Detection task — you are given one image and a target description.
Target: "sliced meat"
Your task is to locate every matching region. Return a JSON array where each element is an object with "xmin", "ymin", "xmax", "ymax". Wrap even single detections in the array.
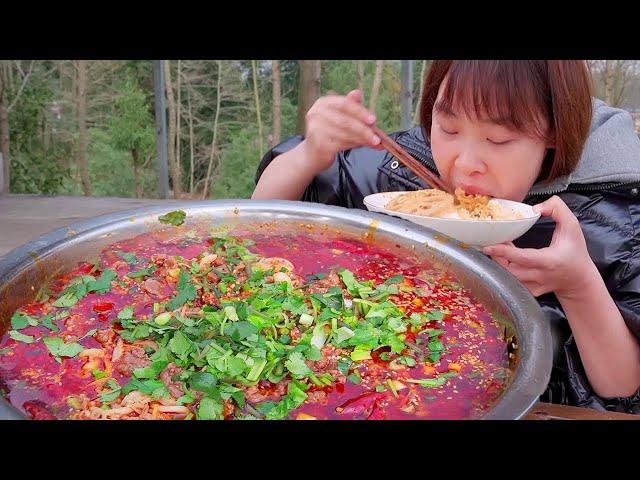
[
  {"xmin": 151, "ymin": 254, "xmax": 177, "ymax": 268},
  {"xmin": 114, "ymin": 346, "xmax": 151, "ymax": 376},
  {"xmin": 306, "ymin": 389, "xmax": 328, "ymax": 405},
  {"xmin": 223, "ymin": 399, "xmax": 235, "ymax": 419},
  {"xmin": 141, "ymin": 278, "xmax": 164, "ymax": 297},
  {"xmin": 160, "ymin": 363, "xmax": 184, "ymax": 398},
  {"xmin": 245, "ymin": 380, "xmax": 288, "ymax": 403},
  {"xmin": 94, "ymin": 328, "xmax": 116, "ymax": 347},
  {"xmin": 201, "ymin": 292, "xmax": 220, "ymax": 308},
  {"xmin": 307, "ymin": 271, "xmax": 341, "ymax": 294},
  {"xmin": 309, "ymin": 345, "xmax": 342, "ymax": 374}
]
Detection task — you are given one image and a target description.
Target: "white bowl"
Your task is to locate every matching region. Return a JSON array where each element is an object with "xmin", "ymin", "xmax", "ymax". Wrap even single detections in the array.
[{"xmin": 363, "ymin": 191, "xmax": 540, "ymax": 247}]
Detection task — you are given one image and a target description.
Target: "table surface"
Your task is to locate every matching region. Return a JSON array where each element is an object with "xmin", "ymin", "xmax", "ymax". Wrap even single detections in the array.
[{"xmin": 1, "ymin": 194, "xmax": 638, "ymax": 420}]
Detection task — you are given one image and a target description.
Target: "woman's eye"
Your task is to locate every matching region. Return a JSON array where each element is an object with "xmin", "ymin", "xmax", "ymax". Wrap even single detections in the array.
[
  {"xmin": 487, "ymin": 138, "xmax": 512, "ymax": 145},
  {"xmin": 440, "ymin": 125, "xmax": 458, "ymax": 135}
]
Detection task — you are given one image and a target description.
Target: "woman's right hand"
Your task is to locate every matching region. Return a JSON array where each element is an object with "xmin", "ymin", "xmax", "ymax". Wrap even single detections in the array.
[{"xmin": 302, "ymin": 89, "xmax": 382, "ymax": 174}]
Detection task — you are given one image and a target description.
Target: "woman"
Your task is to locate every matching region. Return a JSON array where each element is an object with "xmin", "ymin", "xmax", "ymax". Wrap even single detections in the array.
[{"xmin": 253, "ymin": 60, "xmax": 640, "ymax": 412}]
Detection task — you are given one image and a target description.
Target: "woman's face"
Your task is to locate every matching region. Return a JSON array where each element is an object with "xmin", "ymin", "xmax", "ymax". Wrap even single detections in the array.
[{"xmin": 430, "ymin": 82, "xmax": 553, "ymax": 202}]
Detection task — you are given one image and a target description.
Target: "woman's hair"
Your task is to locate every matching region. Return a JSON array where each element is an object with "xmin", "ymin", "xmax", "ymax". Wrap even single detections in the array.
[{"xmin": 420, "ymin": 60, "xmax": 593, "ymax": 180}]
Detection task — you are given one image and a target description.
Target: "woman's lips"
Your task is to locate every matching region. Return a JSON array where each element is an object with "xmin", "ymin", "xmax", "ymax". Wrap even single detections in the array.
[{"xmin": 456, "ymin": 183, "xmax": 492, "ymax": 197}]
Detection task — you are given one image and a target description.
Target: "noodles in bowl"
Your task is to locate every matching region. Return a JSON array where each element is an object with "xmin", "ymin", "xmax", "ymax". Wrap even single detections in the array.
[
  {"xmin": 386, "ymin": 188, "xmax": 525, "ymax": 221},
  {"xmin": 364, "ymin": 189, "xmax": 540, "ymax": 247}
]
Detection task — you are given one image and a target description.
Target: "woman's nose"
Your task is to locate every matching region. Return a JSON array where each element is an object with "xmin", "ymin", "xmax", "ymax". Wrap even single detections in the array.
[{"xmin": 455, "ymin": 148, "xmax": 487, "ymax": 176}]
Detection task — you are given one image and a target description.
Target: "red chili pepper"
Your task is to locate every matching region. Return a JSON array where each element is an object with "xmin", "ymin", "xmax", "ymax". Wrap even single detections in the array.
[
  {"xmin": 76, "ymin": 262, "xmax": 96, "ymax": 275},
  {"xmin": 93, "ymin": 302, "xmax": 114, "ymax": 313},
  {"xmin": 370, "ymin": 346, "xmax": 391, "ymax": 365},
  {"xmin": 23, "ymin": 303, "xmax": 44, "ymax": 316},
  {"xmin": 367, "ymin": 403, "xmax": 386, "ymax": 420},
  {"xmin": 336, "ymin": 391, "xmax": 385, "ymax": 419},
  {"xmin": 23, "ymin": 400, "xmax": 56, "ymax": 420}
]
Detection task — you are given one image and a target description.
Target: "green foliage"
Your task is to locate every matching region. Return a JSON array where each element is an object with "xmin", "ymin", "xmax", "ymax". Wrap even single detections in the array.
[
  {"xmin": 9, "ymin": 66, "xmax": 71, "ymax": 194},
  {"xmin": 109, "ymin": 79, "xmax": 155, "ymax": 159},
  {"xmin": 84, "ymin": 129, "xmax": 155, "ymax": 198},
  {"xmin": 6, "ymin": 60, "xmax": 424, "ymax": 199},
  {"xmin": 211, "ymin": 125, "xmax": 266, "ymax": 199}
]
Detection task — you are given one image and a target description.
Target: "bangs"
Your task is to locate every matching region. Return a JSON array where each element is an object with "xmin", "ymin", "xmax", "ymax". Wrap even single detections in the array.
[{"xmin": 434, "ymin": 61, "xmax": 553, "ymax": 139}]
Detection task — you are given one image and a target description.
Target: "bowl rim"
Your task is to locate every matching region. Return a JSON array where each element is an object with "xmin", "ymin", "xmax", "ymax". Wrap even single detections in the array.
[{"xmin": 363, "ymin": 191, "xmax": 542, "ymax": 224}]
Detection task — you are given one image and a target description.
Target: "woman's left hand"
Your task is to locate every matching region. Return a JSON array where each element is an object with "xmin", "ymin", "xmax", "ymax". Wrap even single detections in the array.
[{"xmin": 483, "ymin": 195, "xmax": 599, "ymax": 299}]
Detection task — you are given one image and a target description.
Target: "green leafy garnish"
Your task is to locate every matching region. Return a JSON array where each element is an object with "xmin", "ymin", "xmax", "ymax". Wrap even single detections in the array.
[
  {"xmin": 406, "ymin": 377, "xmax": 449, "ymax": 388},
  {"xmin": 338, "ymin": 358, "xmax": 353, "ymax": 375},
  {"xmin": 43, "ymin": 336, "xmax": 85, "ymax": 362},
  {"xmin": 100, "ymin": 379, "xmax": 122, "ymax": 402},
  {"xmin": 198, "ymin": 396, "xmax": 224, "ymax": 420},
  {"xmin": 53, "ymin": 293, "xmax": 80, "ymax": 308},
  {"xmin": 11, "ymin": 311, "xmax": 39, "ymax": 330},
  {"xmin": 166, "ymin": 270, "xmax": 197, "ymax": 311},
  {"xmin": 384, "ymin": 275, "xmax": 405, "ymax": 285},
  {"xmin": 87, "ymin": 269, "xmax": 118, "ymax": 294},
  {"xmin": 168, "ymin": 330, "xmax": 194, "ymax": 360},
  {"xmin": 40, "ymin": 313, "xmax": 62, "ymax": 332},
  {"xmin": 285, "ymin": 351, "xmax": 313, "ymax": 378},
  {"xmin": 116, "ymin": 251, "xmax": 140, "ymax": 265},
  {"xmin": 189, "ymin": 372, "xmax": 219, "ymax": 396},
  {"xmin": 122, "ymin": 378, "xmax": 168, "ymax": 398},
  {"xmin": 8, "ymin": 330, "xmax": 35, "ymax": 344},
  {"xmin": 53, "ymin": 269, "xmax": 117, "ymax": 307},
  {"xmin": 425, "ymin": 310, "xmax": 446, "ymax": 321},
  {"xmin": 259, "ymin": 381, "xmax": 309, "ymax": 420},
  {"xmin": 127, "ymin": 265, "xmax": 157, "ymax": 279},
  {"xmin": 159, "ymin": 210, "xmax": 187, "ymax": 226}
]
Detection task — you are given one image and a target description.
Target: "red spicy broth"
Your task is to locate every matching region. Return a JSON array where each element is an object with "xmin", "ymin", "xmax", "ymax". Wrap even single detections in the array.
[{"xmin": 0, "ymin": 223, "xmax": 511, "ymax": 420}]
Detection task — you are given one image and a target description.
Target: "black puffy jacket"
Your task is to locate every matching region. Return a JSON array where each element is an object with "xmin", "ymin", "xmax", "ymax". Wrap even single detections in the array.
[{"xmin": 256, "ymin": 106, "xmax": 640, "ymax": 413}]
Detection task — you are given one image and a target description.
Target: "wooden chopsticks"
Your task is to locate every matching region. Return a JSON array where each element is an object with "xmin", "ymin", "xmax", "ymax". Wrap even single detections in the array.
[{"xmin": 371, "ymin": 125, "xmax": 452, "ymax": 193}]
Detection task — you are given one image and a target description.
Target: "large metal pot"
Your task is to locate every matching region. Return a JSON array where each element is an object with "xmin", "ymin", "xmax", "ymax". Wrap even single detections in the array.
[{"xmin": 0, "ymin": 200, "xmax": 552, "ymax": 420}]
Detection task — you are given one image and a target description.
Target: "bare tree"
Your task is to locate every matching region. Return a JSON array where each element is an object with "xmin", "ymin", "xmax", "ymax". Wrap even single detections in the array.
[
  {"xmin": 271, "ymin": 60, "xmax": 281, "ymax": 147},
  {"xmin": 132, "ymin": 149, "xmax": 142, "ymax": 198},
  {"xmin": 0, "ymin": 65, "xmax": 9, "ymax": 194},
  {"xmin": 356, "ymin": 60, "xmax": 365, "ymax": 94},
  {"xmin": 181, "ymin": 60, "xmax": 253, "ymax": 197},
  {"xmin": 400, "ymin": 60, "xmax": 413, "ymax": 130},
  {"xmin": 0, "ymin": 60, "xmax": 35, "ymax": 194},
  {"xmin": 609, "ymin": 61, "xmax": 635, "ymax": 106},
  {"xmin": 75, "ymin": 60, "xmax": 92, "ymax": 196},
  {"xmin": 176, "ymin": 60, "xmax": 182, "ymax": 184},
  {"xmin": 202, "ymin": 60, "xmax": 223, "ymax": 200},
  {"xmin": 164, "ymin": 60, "xmax": 181, "ymax": 197},
  {"xmin": 414, "ymin": 60, "xmax": 431, "ymax": 124},
  {"xmin": 590, "ymin": 60, "xmax": 639, "ymax": 107},
  {"xmin": 252, "ymin": 60, "xmax": 264, "ymax": 159},
  {"xmin": 187, "ymin": 89, "xmax": 195, "ymax": 195},
  {"xmin": 296, "ymin": 60, "xmax": 321, "ymax": 134},
  {"xmin": 369, "ymin": 60, "xmax": 385, "ymax": 113}
]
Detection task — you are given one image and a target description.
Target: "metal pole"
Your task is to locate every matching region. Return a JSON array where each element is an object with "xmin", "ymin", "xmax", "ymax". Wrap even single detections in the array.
[
  {"xmin": 153, "ymin": 60, "xmax": 170, "ymax": 199},
  {"xmin": 400, "ymin": 60, "xmax": 413, "ymax": 131}
]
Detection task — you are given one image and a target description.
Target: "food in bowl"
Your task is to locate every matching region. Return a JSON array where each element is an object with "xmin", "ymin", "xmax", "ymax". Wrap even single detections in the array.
[
  {"xmin": 0, "ymin": 212, "xmax": 513, "ymax": 420},
  {"xmin": 386, "ymin": 188, "xmax": 525, "ymax": 221}
]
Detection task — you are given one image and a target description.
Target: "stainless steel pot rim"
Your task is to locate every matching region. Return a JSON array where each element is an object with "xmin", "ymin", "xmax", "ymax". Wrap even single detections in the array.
[{"xmin": 0, "ymin": 199, "xmax": 552, "ymax": 420}]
